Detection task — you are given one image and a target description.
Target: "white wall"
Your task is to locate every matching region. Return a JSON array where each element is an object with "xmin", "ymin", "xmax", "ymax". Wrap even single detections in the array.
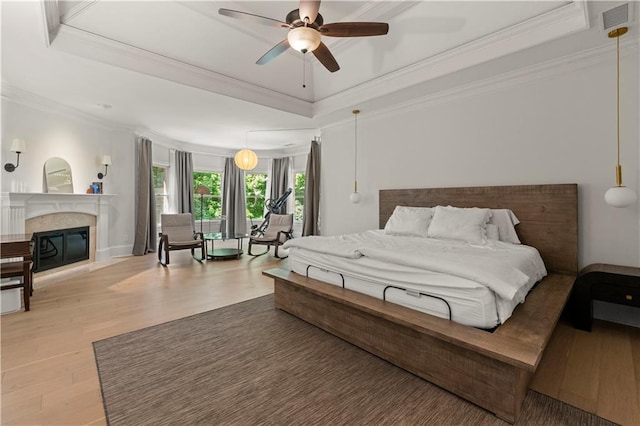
[
  {"xmin": 320, "ymin": 49, "xmax": 640, "ymax": 269},
  {"xmin": 1, "ymin": 99, "xmax": 136, "ymax": 256}
]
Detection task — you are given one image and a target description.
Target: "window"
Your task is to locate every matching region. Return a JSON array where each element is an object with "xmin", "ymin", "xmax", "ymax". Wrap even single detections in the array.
[
  {"xmin": 294, "ymin": 172, "xmax": 306, "ymax": 222},
  {"xmin": 193, "ymin": 172, "xmax": 222, "ymax": 220},
  {"xmin": 245, "ymin": 173, "xmax": 267, "ymax": 220},
  {"xmin": 152, "ymin": 166, "xmax": 168, "ymax": 222}
]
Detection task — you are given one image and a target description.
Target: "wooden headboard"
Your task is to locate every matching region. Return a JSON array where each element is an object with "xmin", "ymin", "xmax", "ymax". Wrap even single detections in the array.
[{"xmin": 379, "ymin": 184, "xmax": 578, "ymax": 275}]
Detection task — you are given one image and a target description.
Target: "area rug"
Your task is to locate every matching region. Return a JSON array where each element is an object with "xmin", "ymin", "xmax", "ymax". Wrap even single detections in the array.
[{"xmin": 93, "ymin": 295, "xmax": 614, "ymax": 426}]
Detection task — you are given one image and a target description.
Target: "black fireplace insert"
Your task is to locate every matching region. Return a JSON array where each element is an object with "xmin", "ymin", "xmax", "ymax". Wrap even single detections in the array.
[{"xmin": 33, "ymin": 226, "xmax": 90, "ymax": 272}]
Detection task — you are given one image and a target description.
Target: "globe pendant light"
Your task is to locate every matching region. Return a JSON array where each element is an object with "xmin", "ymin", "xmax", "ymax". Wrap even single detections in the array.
[
  {"xmin": 350, "ymin": 109, "xmax": 361, "ymax": 204},
  {"xmin": 234, "ymin": 133, "xmax": 258, "ymax": 171},
  {"xmin": 604, "ymin": 27, "xmax": 637, "ymax": 208}
]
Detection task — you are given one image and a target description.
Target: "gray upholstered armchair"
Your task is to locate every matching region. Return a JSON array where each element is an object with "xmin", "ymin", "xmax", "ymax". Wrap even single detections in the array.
[
  {"xmin": 158, "ymin": 213, "xmax": 205, "ymax": 266},
  {"xmin": 248, "ymin": 213, "xmax": 293, "ymax": 259}
]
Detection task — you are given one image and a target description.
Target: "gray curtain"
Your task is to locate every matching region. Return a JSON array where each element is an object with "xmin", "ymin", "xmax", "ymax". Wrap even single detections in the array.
[
  {"xmin": 175, "ymin": 150, "xmax": 195, "ymax": 230},
  {"xmin": 221, "ymin": 158, "xmax": 247, "ymax": 235},
  {"xmin": 132, "ymin": 137, "xmax": 157, "ymax": 255},
  {"xmin": 302, "ymin": 140, "xmax": 320, "ymax": 236},
  {"xmin": 270, "ymin": 157, "xmax": 290, "ymax": 213}
]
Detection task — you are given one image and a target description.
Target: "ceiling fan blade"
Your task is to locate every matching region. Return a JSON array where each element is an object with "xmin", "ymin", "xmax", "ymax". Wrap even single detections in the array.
[
  {"xmin": 299, "ymin": 0, "xmax": 321, "ymax": 24},
  {"xmin": 218, "ymin": 8, "xmax": 290, "ymax": 28},
  {"xmin": 256, "ymin": 39, "xmax": 291, "ymax": 65},
  {"xmin": 320, "ymin": 22, "xmax": 389, "ymax": 37},
  {"xmin": 312, "ymin": 42, "xmax": 339, "ymax": 73}
]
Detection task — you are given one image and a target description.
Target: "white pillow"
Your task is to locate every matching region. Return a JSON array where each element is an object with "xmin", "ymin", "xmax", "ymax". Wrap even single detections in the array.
[
  {"xmin": 384, "ymin": 206, "xmax": 433, "ymax": 237},
  {"xmin": 489, "ymin": 209, "xmax": 521, "ymax": 244},
  {"xmin": 486, "ymin": 223, "xmax": 500, "ymax": 241},
  {"xmin": 427, "ymin": 206, "xmax": 491, "ymax": 244}
]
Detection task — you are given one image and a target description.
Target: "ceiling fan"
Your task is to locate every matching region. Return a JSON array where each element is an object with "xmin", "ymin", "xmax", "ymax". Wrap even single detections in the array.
[{"xmin": 218, "ymin": 0, "xmax": 389, "ymax": 73}]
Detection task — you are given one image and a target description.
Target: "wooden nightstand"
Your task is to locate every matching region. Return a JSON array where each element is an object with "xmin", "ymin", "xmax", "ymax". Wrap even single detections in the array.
[{"xmin": 570, "ymin": 263, "xmax": 640, "ymax": 331}]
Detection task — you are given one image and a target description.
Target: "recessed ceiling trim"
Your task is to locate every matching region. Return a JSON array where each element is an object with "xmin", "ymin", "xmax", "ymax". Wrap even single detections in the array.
[
  {"xmin": 51, "ymin": 24, "xmax": 314, "ymax": 118},
  {"xmin": 60, "ymin": 0, "xmax": 98, "ymax": 24},
  {"xmin": 39, "ymin": 0, "xmax": 60, "ymax": 47},
  {"xmin": 2, "ymin": 82, "xmax": 134, "ymax": 132},
  {"xmin": 178, "ymin": 1, "xmax": 299, "ymax": 62},
  {"xmin": 313, "ymin": 0, "xmax": 589, "ymax": 119},
  {"xmin": 317, "ymin": 38, "xmax": 636, "ymax": 131}
]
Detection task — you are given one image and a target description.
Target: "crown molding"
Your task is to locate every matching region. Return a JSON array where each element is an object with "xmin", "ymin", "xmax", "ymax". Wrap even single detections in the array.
[
  {"xmin": 40, "ymin": 0, "xmax": 60, "ymax": 47},
  {"xmin": 1, "ymin": 82, "xmax": 135, "ymax": 132},
  {"xmin": 134, "ymin": 128, "xmax": 312, "ymax": 158},
  {"xmin": 51, "ymin": 24, "xmax": 314, "ymax": 118},
  {"xmin": 60, "ymin": 0, "xmax": 98, "ymax": 24},
  {"xmin": 318, "ymin": 36, "xmax": 639, "ymax": 131},
  {"xmin": 313, "ymin": 1, "xmax": 590, "ymax": 119}
]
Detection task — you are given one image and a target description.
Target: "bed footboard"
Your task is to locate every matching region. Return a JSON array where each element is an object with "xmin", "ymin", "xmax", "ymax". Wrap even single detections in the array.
[{"xmin": 264, "ymin": 268, "xmax": 574, "ymax": 423}]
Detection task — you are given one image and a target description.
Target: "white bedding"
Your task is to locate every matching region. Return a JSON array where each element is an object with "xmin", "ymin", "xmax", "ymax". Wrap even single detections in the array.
[{"xmin": 283, "ymin": 230, "xmax": 547, "ymax": 326}]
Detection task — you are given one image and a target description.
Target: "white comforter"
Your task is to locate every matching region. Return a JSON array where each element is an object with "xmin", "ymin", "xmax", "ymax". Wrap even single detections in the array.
[{"xmin": 283, "ymin": 230, "xmax": 547, "ymax": 302}]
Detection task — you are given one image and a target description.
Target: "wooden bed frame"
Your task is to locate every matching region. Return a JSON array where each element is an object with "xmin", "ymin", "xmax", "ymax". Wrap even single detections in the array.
[{"xmin": 263, "ymin": 184, "xmax": 578, "ymax": 423}]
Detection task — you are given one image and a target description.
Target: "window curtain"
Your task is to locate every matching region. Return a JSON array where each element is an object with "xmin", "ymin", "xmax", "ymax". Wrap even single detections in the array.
[
  {"xmin": 302, "ymin": 140, "xmax": 321, "ymax": 236},
  {"xmin": 132, "ymin": 137, "xmax": 157, "ymax": 255},
  {"xmin": 270, "ymin": 157, "xmax": 291, "ymax": 214},
  {"xmin": 221, "ymin": 157, "xmax": 247, "ymax": 235},
  {"xmin": 175, "ymin": 150, "xmax": 195, "ymax": 230}
]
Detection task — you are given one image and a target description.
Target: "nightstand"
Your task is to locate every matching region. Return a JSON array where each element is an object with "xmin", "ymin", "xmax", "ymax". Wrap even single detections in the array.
[{"xmin": 570, "ymin": 263, "xmax": 640, "ymax": 331}]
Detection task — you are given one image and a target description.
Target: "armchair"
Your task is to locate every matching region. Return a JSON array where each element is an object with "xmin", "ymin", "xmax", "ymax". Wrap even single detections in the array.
[
  {"xmin": 158, "ymin": 213, "xmax": 205, "ymax": 266},
  {"xmin": 248, "ymin": 213, "xmax": 293, "ymax": 259}
]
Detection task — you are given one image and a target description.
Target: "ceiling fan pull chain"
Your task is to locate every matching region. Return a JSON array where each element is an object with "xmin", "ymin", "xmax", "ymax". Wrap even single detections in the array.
[{"xmin": 302, "ymin": 53, "xmax": 307, "ymax": 88}]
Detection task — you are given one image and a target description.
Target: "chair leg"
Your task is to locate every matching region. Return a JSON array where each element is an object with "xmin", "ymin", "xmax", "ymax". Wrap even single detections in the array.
[
  {"xmin": 248, "ymin": 241, "xmax": 268, "ymax": 257},
  {"xmin": 23, "ymin": 262, "xmax": 31, "ymax": 311},
  {"xmin": 274, "ymin": 244, "xmax": 288, "ymax": 259},
  {"xmin": 158, "ymin": 238, "xmax": 164, "ymax": 264},
  {"xmin": 190, "ymin": 247, "xmax": 203, "ymax": 263}
]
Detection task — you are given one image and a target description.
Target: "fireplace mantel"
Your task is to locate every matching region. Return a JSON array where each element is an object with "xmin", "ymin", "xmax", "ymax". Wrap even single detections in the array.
[{"xmin": 1, "ymin": 192, "xmax": 115, "ymax": 260}]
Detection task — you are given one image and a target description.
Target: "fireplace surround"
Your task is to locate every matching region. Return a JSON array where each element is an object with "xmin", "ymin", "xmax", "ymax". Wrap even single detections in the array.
[{"xmin": 1, "ymin": 192, "xmax": 114, "ymax": 262}]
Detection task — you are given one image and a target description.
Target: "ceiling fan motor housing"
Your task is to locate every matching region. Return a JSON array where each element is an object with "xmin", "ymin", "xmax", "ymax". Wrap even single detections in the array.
[{"xmin": 286, "ymin": 9, "xmax": 323, "ymax": 29}]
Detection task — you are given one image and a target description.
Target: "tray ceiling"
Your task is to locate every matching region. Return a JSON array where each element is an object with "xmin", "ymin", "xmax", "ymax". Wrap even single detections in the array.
[{"xmin": 1, "ymin": 1, "xmax": 595, "ymax": 150}]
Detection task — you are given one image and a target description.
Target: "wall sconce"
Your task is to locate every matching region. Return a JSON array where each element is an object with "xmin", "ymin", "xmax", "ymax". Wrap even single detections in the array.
[
  {"xmin": 97, "ymin": 155, "xmax": 112, "ymax": 179},
  {"xmin": 4, "ymin": 139, "xmax": 26, "ymax": 172},
  {"xmin": 604, "ymin": 27, "xmax": 637, "ymax": 208}
]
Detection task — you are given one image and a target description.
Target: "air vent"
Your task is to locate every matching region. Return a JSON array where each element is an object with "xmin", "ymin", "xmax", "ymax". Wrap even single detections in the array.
[{"xmin": 602, "ymin": 3, "xmax": 629, "ymax": 31}]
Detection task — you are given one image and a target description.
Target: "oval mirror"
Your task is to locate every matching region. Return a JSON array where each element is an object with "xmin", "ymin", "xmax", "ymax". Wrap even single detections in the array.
[{"xmin": 43, "ymin": 157, "xmax": 74, "ymax": 193}]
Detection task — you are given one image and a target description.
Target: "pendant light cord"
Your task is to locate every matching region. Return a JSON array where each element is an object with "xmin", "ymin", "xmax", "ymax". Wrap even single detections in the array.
[
  {"xmin": 616, "ymin": 34, "xmax": 620, "ymax": 168},
  {"xmin": 353, "ymin": 110, "xmax": 359, "ymax": 192}
]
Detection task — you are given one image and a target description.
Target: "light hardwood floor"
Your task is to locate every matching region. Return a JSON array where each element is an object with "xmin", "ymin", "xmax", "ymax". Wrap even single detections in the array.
[{"xmin": 1, "ymin": 251, "xmax": 639, "ymax": 425}]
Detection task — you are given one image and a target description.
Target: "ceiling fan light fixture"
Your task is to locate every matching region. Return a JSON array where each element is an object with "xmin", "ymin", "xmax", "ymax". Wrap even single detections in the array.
[{"xmin": 287, "ymin": 26, "xmax": 321, "ymax": 53}]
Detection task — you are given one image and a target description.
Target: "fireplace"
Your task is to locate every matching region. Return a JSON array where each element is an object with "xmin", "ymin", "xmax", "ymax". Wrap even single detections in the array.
[
  {"xmin": 33, "ymin": 226, "xmax": 90, "ymax": 272},
  {"xmin": 1, "ymin": 192, "xmax": 114, "ymax": 262}
]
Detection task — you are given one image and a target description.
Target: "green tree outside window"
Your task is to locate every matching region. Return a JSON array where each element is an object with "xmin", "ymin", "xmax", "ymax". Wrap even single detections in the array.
[
  {"xmin": 152, "ymin": 166, "xmax": 167, "ymax": 223},
  {"xmin": 294, "ymin": 172, "xmax": 306, "ymax": 222},
  {"xmin": 193, "ymin": 172, "xmax": 222, "ymax": 220},
  {"xmin": 245, "ymin": 173, "xmax": 267, "ymax": 219}
]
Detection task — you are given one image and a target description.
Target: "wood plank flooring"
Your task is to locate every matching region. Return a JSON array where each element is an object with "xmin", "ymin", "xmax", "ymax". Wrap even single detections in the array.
[{"xmin": 2, "ymin": 252, "xmax": 639, "ymax": 425}]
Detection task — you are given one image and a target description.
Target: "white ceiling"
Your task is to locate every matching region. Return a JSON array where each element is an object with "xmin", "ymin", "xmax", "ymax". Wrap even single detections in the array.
[{"xmin": 1, "ymin": 0, "xmax": 614, "ymax": 151}]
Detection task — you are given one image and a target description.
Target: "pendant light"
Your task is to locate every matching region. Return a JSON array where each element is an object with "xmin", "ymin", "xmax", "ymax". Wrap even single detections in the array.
[
  {"xmin": 604, "ymin": 27, "xmax": 637, "ymax": 208},
  {"xmin": 234, "ymin": 133, "xmax": 258, "ymax": 171},
  {"xmin": 350, "ymin": 109, "xmax": 361, "ymax": 204}
]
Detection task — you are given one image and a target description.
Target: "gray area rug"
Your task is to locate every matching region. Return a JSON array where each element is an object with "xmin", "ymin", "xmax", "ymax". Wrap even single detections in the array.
[{"xmin": 93, "ymin": 295, "xmax": 615, "ymax": 426}]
